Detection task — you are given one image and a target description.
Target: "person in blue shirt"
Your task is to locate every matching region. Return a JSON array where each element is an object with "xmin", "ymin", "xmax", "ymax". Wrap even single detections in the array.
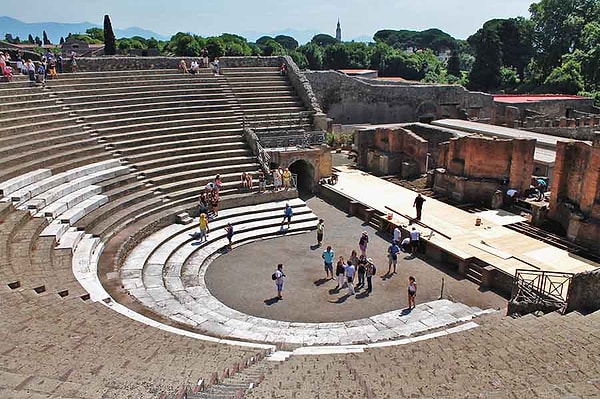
[
  {"xmin": 281, "ymin": 203, "xmax": 293, "ymax": 229},
  {"xmin": 535, "ymin": 178, "xmax": 547, "ymax": 201},
  {"xmin": 322, "ymin": 245, "xmax": 335, "ymax": 279}
]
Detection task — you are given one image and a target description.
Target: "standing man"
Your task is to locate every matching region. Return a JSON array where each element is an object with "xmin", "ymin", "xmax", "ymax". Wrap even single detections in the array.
[
  {"xmin": 322, "ymin": 245, "xmax": 335, "ymax": 279},
  {"xmin": 410, "ymin": 227, "xmax": 421, "ymax": 255},
  {"xmin": 387, "ymin": 240, "xmax": 400, "ymax": 274},
  {"xmin": 345, "ymin": 260, "xmax": 356, "ymax": 296},
  {"xmin": 225, "ymin": 223, "xmax": 234, "ymax": 250},
  {"xmin": 393, "ymin": 225, "xmax": 401, "ymax": 244},
  {"xmin": 413, "ymin": 193, "xmax": 426, "ymax": 221},
  {"xmin": 365, "ymin": 258, "xmax": 376, "ymax": 293},
  {"xmin": 316, "ymin": 219, "xmax": 324, "ymax": 247},
  {"xmin": 281, "ymin": 203, "xmax": 293, "ymax": 229},
  {"xmin": 274, "ymin": 264, "xmax": 285, "ymax": 300}
]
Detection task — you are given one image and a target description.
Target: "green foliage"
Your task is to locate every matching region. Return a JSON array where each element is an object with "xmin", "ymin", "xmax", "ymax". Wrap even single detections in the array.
[
  {"xmin": 86, "ymin": 28, "xmax": 104, "ymax": 42},
  {"xmin": 274, "ymin": 35, "xmax": 298, "ymax": 50},
  {"xmin": 446, "ymin": 50, "xmax": 461, "ymax": 77},
  {"xmin": 103, "ymin": 15, "xmax": 117, "ymax": 56},
  {"xmin": 27, "ymin": 34, "xmax": 34, "ymax": 44},
  {"xmin": 42, "ymin": 30, "xmax": 51, "ymax": 45},
  {"xmin": 298, "ymin": 43, "xmax": 324, "ymax": 70},
  {"xmin": 468, "ymin": 28, "xmax": 502, "ymax": 91},
  {"xmin": 542, "ymin": 56, "xmax": 585, "ymax": 94},
  {"xmin": 374, "ymin": 28, "xmax": 457, "ymax": 52},
  {"xmin": 311, "ymin": 34, "xmax": 338, "ymax": 47},
  {"xmin": 499, "ymin": 66, "xmax": 521, "ymax": 89}
]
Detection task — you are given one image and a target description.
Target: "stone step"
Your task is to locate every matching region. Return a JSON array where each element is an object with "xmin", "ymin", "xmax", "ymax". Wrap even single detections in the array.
[
  {"xmin": 58, "ymin": 194, "xmax": 109, "ymax": 225},
  {"xmin": 0, "ymin": 110, "xmax": 73, "ymax": 128},
  {"xmin": 39, "ymin": 220, "xmax": 70, "ymax": 240},
  {"xmin": 0, "ymin": 115, "xmax": 80, "ymax": 137},
  {"xmin": 49, "ymin": 81, "xmax": 225, "ymax": 97},
  {"xmin": 55, "ymin": 227, "xmax": 85, "ymax": 251},
  {"xmin": 0, "ymin": 137, "xmax": 99, "ymax": 170},
  {"xmin": 37, "ymin": 185, "xmax": 103, "ymax": 219},
  {"xmin": 60, "ymin": 87, "xmax": 231, "ymax": 105},
  {"xmin": 81, "ymin": 106, "xmax": 239, "ymax": 125},
  {"xmin": 99, "ymin": 121, "xmax": 243, "ymax": 140},
  {"xmin": 0, "ymin": 124, "xmax": 84, "ymax": 149},
  {"xmin": 133, "ymin": 154, "xmax": 255, "ymax": 173},
  {"xmin": 0, "ymin": 169, "xmax": 52, "ymax": 198},
  {"xmin": 125, "ymin": 146, "xmax": 251, "ymax": 164},
  {"xmin": 8, "ymin": 160, "xmax": 120, "ymax": 204},
  {"xmin": 145, "ymin": 162, "xmax": 260, "ymax": 184},
  {"xmin": 47, "ymin": 77, "xmax": 223, "ymax": 92},
  {"xmin": 89, "ymin": 114, "xmax": 242, "ymax": 132},
  {"xmin": 109, "ymin": 131, "xmax": 243, "ymax": 149},
  {"xmin": 116, "ymin": 140, "xmax": 247, "ymax": 158}
]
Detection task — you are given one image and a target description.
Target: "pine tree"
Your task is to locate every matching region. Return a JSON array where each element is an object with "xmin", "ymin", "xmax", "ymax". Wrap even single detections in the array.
[
  {"xmin": 34, "ymin": 36, "xmax": 42, "ymax": 46},
  {"xmin": 60, "ymin": 37, "xmax": 65, "ymax": 45},
  {"xmin": 447, "ymin": 50, "xmax": 461, "ymax": 77},
  {"xmin": 28, "ymin": 34, "xmax": 34, "ymax": 44},
  {"xmin": 103, "ymin": 14, "xmax": 117, "ymax": 55},
  {"xmin": 43, "ymin": 30, "xmax": 51, "ymax": 45}
]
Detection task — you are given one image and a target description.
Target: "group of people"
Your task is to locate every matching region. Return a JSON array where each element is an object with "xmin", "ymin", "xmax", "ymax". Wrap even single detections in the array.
[
  {"xmin": 311, "ymin": 218, "xmax": 419, "ymax": 308},
  {"xmin": 240, "ymin": 168, "xmax": 293, "ymax": 192},
  {"xmin": 179, "ymin": 51, "xmax": 219, "ymax": 75},
  {"xmin": 198, "ymin": 175, "xmax": 222, "ymax": 218},
  {"xmin": 1, "ymin": 50, "xmax": 76, "ymax": 85}
]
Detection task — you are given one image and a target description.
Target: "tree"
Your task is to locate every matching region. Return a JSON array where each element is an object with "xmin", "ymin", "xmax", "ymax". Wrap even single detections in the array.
[
  {"xmin": 4, "ymin": 33, "xmax": 14, "ymax": 43},
  {"xmin": 59, "ymin": 37, "xmax": 65, "ymax": 45},
  {"xmin": 323, "ymin": 43, "xmax": 350, "ymax": 69},
  {"xmin": 206, "ymin": 37, "xmax": 225, "ymax": 58},
  {"xmin": 86, "ymin": 28, "xmax": 104, "ymax": 42},
  {"xmin": 147, "ymin": 37, "xmax": 159, "ymax": 49},
  {"xmin": 311, "ymin": 34, "xmax": 338, "ymax": 47},
  {"xmin": 260, "ymin": 39, "xmax": 285, "ymax": 56},
  {"xmin": 542, "ymin": 56, "xmax": 585, "ymax": 93},
  {"xmin": 529, "ymin": 0, "xmax": 600, "ymax": 78},
  {"xmin": 34, "ymin": 36, "xmax": 42, "ymax": 46},
  {"xmin": 274, "ymin": 35, "xmax": 298, "ymax": 50},
  {"xmin": 468, "ymin": 28, "xmax": 503, "ymax": 91},
  {"xmin": 43, "ymin": 30, "xmax": 51, "ymax": 45},
  {"xmin": 298, "ymin": 42, "xmax": 324, "ymax": 69},
  {"xmin": 447, "ymin": 50, "xmax": 461, "ymax": 77},
  {"xmin": 103, "ymin": 15, "xmax": 117, "ymax": 55},
  {"xmin": 28, "ymin": 34, "xmax": 34, "ymax": 44}
]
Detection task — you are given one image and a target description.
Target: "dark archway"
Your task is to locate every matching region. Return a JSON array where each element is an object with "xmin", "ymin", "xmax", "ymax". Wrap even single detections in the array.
[
  {"xmin": 289, "ymin": 160, "xmax": 315, "ymax": 193},
  {"xmin": 416, "ymin": 101, "xmax": 439, "ymax": 123}
]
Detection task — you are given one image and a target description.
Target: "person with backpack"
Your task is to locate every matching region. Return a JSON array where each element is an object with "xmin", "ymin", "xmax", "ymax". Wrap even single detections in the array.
[
  {"xmin": 365, "ymin": 258, "xmax": 376, "ymax": 293},
  {"xmin": 272, "ymin": 264, "xmax": 285, "ymax": 300},
  {"xmin": 387, "ymin": 241, "xmax": 400, "ymax": 274}
]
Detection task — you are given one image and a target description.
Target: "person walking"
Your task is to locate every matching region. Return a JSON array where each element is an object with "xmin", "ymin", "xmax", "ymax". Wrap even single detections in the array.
[
  {"xmin": 410, "ymin": 227, "xmax": 420, "ymax": 255},
  {"xmin": 407, "ymin": 276, "xmax": 417, "ymax": 309},
  {"xmin": 282, "ymin": 168, "xmax": 292, "ymax": 190},
  {"xmin": 345, "ymin": 261, "xmax": 356, "ymax": 295},
  {"xmin": 387, "ymin": 240, "xmax": 400, "ymax": 274},
  {"xmin": 413, "ymin": 194, "xmax": 426, "ymax": 221},
  {"xmin": 274, "ymin": 264, "xmax": 285, "ymax": 300},
  {"xmin": 281, "ymin": 203, "xmax": 293, "ymax": 229},
  {"xmin": 393, "ymin": 225, "xmax": 401, "ymax": 244},
  {"xmin": 225, "ymin": 223, "xmax": 234, "ymax": 250},
  {"xmin": 322, "ymin": 245, "xmax": 335, "ymax": 279},
  {"xmin": 359, "ymin": 231, "xmax": 369, "ymax": 257},
  {"xmin": 365, "ymin": 258, "xmax": 376, "ymax": 293},
  {"xmin": 335, "ymin": 256, "xmax": 346, "ymax": 290},
  {"xmin": 198, "ymin": 213, "xmax": 209, "ymax": 242},
  {"xmin": 316, "ymin": 219, "xmax": 324, "ymax": 247}
]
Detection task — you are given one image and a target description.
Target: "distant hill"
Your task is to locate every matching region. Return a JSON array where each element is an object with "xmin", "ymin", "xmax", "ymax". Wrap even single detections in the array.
[{"xmin": 0, "ymin": 16, "xmax": 170, "ymax": 43}]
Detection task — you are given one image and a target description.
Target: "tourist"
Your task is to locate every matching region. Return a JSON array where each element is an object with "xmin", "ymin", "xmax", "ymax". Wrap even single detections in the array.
[
  {"xmin": 212, "ymin": 57, "xmax": 221, "ymax": 75},
  {"xmin": 316, "ymin": 219, "xmax": 324, "ymax": 247},
  {"xmin": 281, "ymin": 203, "xmax": 293, "ymax": 229},
  {"xmin": 258, "ymin": 171, "xmax": 266, "ymax": 193},
  {"xmin": 335, "ymin": 256, "xmax": 346, "ymax": 289},
  {"xmin": 349, "ymin": 249, "xmax": 359, "ymax": 269},
  {"xmin": 214, "ymin": 175, "xmax": 222, "ymax": 192},
  {"xmin": 2, "ymin": 64, "xmax": 13, "ymax": 82},
  {"xmin": 210, "ymin": 192, "xmax": 219, "ymax": 217},
  {"xmin": 387, "ymin": 240, "xmax": 400, "ymax": 274},
  {"xmin": 393, "ymin": 225, "xmax": 401, "ymax": 244},
  {"xmin": 201, "ymin": 48, "xmax": 209, "ymax": 67},
  {"xmin": 179, "ymin": 59, "xmax": 188, "ymax": 74},
  {"xmin": 365, "ymin": 258, "xmax": 376, "ymax": 293},
  {"xmin": 400, "ymin": 237, "xmax": 411, "ymax": 253},
  {"xmin": 246, "ymin": 172, "xmax": 253, "ymax": 191},
  {"xmin": 205, "ymin": 181, "xmax": 216, "ymax": 193},
  {"xmin": 273, "ymin": 264, "xmax": 285, "ymax": 300},
  {"xmin": 26, "ymin": 60, "xmax": 35, "ymax": 82},
  {"xmin": 15, "ymin": 51, "xmax": 23, "ymax": 72},
  {"xmin": 279, "ymin": 62, "xmax": 287, "ymax": 76},
  {"xmin": 225, "ymin": 223, "xmax": 234, "ymax": 250},
  {"xmin": 36, "ymin": 62, "xmax": 46, "ymax": 87},
  {"xmin": 413, "ymin": 193, "xmax": 426, "ymax": 221},
  {"xmin": 282, "ymin": 168, "xmax": 292, "ymax": 190},
  {"xmin": 356, "ymin": 255, "xmax": 366, "ymax": 289},
  {"xmin": 198, "ymin": 213, "xmax": 209, "ymax": 242},
  {"xmin": 272, "ymin": 168, "xmax": 282, "ymax": 191},
  {"xmin": 47, "ymin": 57, "xmax": 57, "ymax": 79},
  {"xmin": 358, "ymin": 231, "xmax": 369, "ymax": 257},
  {"xmin": 322, "ymin": 245, "xmax": 335, "ymax": 279},
  {"xmin": 69, "ymin": 52, "xmax": 77, "ymax": 73},
  {"xmin": 190, "ymin": 60, "xmax": 199, "ymax": 74},
  {"xmin": 345, "ymin": 260, "xmax": 356, "ymax": 295},
  {"xmin": 57, "ymin": 54, "xmax": 63, "ymax": 74},
  {"xmin": 198, "ymin": 193, "xmax": 208, "ymax": 215},
  {"xmin": 533, "ymin": 178, "xmax": 547, "ymax": 201},
  {"xmin": 410, "ymin": 227, "xmax": 420, "ymax": 255},
  {"xmin": 241, "ymin": 171, "xmax": 248, "ymax": 191},
  {"xmin": 407, "ymin": 276, "xmax": 417, "ymax": 309}
]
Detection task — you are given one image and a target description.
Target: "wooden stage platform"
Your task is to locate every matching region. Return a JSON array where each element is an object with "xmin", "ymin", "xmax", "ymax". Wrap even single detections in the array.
[{"xmin": 330, "ymin": 167, "xmax": 599, "ymax": 278}]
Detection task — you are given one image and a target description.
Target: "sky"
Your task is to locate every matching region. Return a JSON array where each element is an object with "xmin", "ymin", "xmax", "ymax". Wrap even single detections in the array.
[{"xmin": 2, "ymin": 0, "xmax": 537, "ymax": 41}]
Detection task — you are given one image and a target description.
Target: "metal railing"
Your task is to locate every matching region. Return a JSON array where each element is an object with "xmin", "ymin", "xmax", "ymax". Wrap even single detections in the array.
[
  {"xmin": 257, "ymin": 130, "xmax": 325, "ymax": 150},
  {"xmin": 511, "ymin": 269, "xmax": 574, "ymax": 312}
]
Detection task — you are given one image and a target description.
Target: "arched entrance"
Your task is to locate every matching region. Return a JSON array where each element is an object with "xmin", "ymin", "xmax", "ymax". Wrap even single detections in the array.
[
  {"xmin": 416, "ymin": 101, "xmax": 439, "ymax": 123},
  {"xmin": 288, "ymin": 160, "xmax": 315, "ymax": 193}
]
